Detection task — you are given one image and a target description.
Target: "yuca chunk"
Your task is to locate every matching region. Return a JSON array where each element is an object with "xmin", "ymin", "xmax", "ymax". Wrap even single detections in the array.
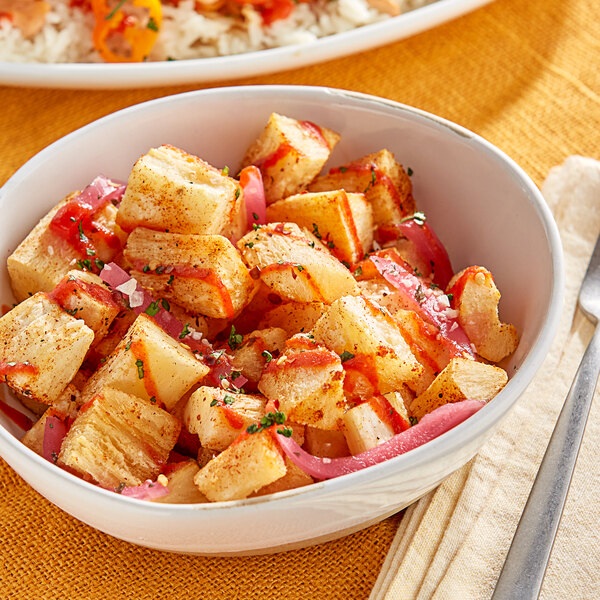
[
  {"xmin": 258, "ymin": 301, "xmax": 328, "ymax": 336},
  {"xmin": 241, "ymin": 113, "xmax": 340, "ymax": 204},
  {"xmin": 183, "ymin": 386, "xmax": 266, "ymax": 451},
  {"xmin": 151, "ymin": 462, "xmax": 208, "ymax": 504},
  {"xmin": 251, "ymin": 457, "xmax": 313, "ymax": 496},
  {"xmin": 49, "ymin": 270, "xmax": 120, "ymax": 345},
  {"xmin": 229, "ymin": 327, "xmax": 288, "ymax": 388},
  {"xmin": 0, "ymin": 293, "xmax": 94, "ymax": 404},
  {"xmin": 343, "ymin": 399, "xmax": 395, "ymax": 455},
  {"xmin": 309, "ymin": 149, "xmax": 416, "ymax": 226},
  {"xmin": 7, "ymin": 192, "xmax": 125, "ymax": 302},
  {"xmin": 311, "ymin": 295, "xmax": 423, "ymax": 394},
  {"xmin": 266, "ymin": 190, "xmax": 373, "ymax": 264},
  {"xmin": 259, "ymin": 339, "xmax": 348, "ymax": 430},
  {"xmin": 448, "ymin": 266, "xmax": 518, "ymax": 362},
  {"xmin": 304, "ymin": 426, "xmax": 350, "ymax": 458},
  {"xmin": 58, "ymin": 387, "xmax": 180, "ymax": 488},
  {"xmin": 124, "ymin": 228, "xmax": 257, "ymax": 319},
  {"xmin": 410, "ymin": 357, "xmax": 508, "ymax": 419},
  {"xmin": 80, "ymin": 313, "xmax": 208, "ymax": 411},
  {"xmin": 238, "ymin": 222, "xmax": 358, "ymax": 303},
  {"xmin": 116, "ymin": 145, "xmax": 242, "ymax": 236},
  {"xmin": 194, "ymin": 429, "xmax": 286, "ymax": 502}
]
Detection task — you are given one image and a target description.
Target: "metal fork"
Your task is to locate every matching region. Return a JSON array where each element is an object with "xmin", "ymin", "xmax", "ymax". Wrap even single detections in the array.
[{"xmin": 491, "ymin": 232, "xmax": 600, "ymax": 600}]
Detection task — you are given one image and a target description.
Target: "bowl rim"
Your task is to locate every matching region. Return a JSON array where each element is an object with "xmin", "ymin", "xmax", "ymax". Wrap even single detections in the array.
[{"xmin": 0, "ymin": 85, "xmax": 565, "ymax": 516}]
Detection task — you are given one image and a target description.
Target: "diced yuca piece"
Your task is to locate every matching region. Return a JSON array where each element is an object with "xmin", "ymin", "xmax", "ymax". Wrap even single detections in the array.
[
  {"xmin": 58, "ymin": 387, "xmax": 180, "ymax": 488},
  {"xmin": 304, "ymin": 426, "xmax": 350, "ymax": 458},
  {"xmin": 343, "ymin": 399, "xmax": 396, "ymax": 455},
  {"xmin": 124, "ymin": 228, "xmax": 257, "ymax": 319},
  {"xmin": 229, "ymin": 327, "xmax": 288, "ymax": 388},
  {"xmin": 80, "ymin": 313, "xmax": 208, "ymax": 410},
  {"xmin": 258, "ymin": 302, "xmax": 328, "ymax": 336},
  {"xmin": 265, "ymin": 190, "xmax": 373, "ymax": 264},
  {"xmin": 258, "ymin": 340, "xmax": 347, "ymax": 430},
  {"xmin": 116, "ymin": 144, "xmax": 242, "ymax": 236},
  {"xmin": 194, "ymin": 429, "xmax": 286, "ymax": 502},
  {"xmin": 151, "ymin": 462, "xmax": 208, "ymax": 504},
  {"xmin": 394, "ymin": 308, "xmax": 452, "ymax": 395},
  {"xmin": 384, "ymin": 389, "xmax": 413, "ymax": 424},
  {"xmin": 238, "ymin": 222, "xmax": 358, "ymax": 303},
  {"xmin": 448, "ymin": 266, "xmax": 518, "ymax": 362},
  {"xmin": 410, "ymin": 357, "xmax": 508, "ymax": 419},
  {"xmin": 241, "ymin": 113, "xmax": 340, "ymax": 204},
  {"xmin": 0, "ymin": 293, "xmax": 94, "ymax": 404},
  {"xmin": 21, "ymin": 386, "xmax": 79, "ymax": 456},
  {"xmin": 311, "ymin": 295, "xmax": 423, "ymax": 394},
  {"xmin": 309, "ymin": 149, "xmax": 415, "ymax": 227},
  {"xmin": 251, "ymin": 457, "xmax": 313, "ymax": 496},
  {"xmin": 7, "ymin": 192, "xmax": 125, "ymax": 302},
  {"xmin": 357, "ymin": 279, "xmax": 414, "ymax": 314},
  {"xmin": 183, "ymin": 386, "xmax": 266, "ymax": 451},
  {"xmin": 49, "ymin": 270, "xmax": 120, "ymax": 345}
]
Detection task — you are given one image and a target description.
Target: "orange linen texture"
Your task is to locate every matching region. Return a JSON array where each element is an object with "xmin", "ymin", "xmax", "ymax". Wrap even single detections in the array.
[{"xmin": 0, "ymin": 0, "xmax": 599, "ymax": 597}]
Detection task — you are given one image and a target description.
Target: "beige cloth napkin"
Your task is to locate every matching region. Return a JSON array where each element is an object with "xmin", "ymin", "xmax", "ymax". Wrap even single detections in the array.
[{"xmin": 370, "ymin": 156, "xmax": 600, "ymax": 600}]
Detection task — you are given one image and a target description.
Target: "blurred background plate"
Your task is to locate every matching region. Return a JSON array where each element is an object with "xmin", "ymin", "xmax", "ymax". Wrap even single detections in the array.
[{"xmin": 0, "ymin": 0, "xmax": 492, "ymax": 90}]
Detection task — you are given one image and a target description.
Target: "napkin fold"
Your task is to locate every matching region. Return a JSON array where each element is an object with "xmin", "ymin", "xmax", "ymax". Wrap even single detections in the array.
[{"xmin": 370, "ymin": 156, "xmax": 600, "ymax": 600}]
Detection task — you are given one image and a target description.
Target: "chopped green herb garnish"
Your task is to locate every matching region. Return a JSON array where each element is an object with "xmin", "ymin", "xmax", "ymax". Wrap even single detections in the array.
[
  {"xmin": 235, "ymin": 188, "xmax": 241, "ymax": 200},
  {"xmin": 86, "ymin": 248, "xmax": 96, "ymax": 256},
  {"xmin": 145, "ymin": 301, "xmax": 160, "ymax": 316},
  {"xmin": 65, "ymin": 308, "xmax": 79, "ymax": 316},
  {"xmin": 252, "ymin": 223, "xmax": 261, "ymax": 231},
  {"xmin": 339, "ymin": 350, "xmax": 355, "ymax": 363},
  {"xmin": 312, "ymin": 223, "xmax": 322, "ymax": 240},
  {"xmin": 294, "ymin": 264, "xmax": 304, "ymax": 272},
  {"xmin": 228, "ymin": 325, "xmax": 243, "ymax": 350},
  {"xmin": 147, "ymin": 16, "xmax": 159, "ymax": 31},
  {"xmin": 78, "ymin": 220, "xmax": 89, "ymax": 243},
  {"xmin": 399, "ymin": 211, "xmax": 426, "ymax": 226},
  {"xmin": 222, "ymin": 166, "xmax": 230, "ymax": 176},
  {"xmin": 409, "ymin": 416, "xmax": 418, "ymax": 426},
  {"xmin": 363, "ymin": 166, "xmax": 377, "ymax": 194},
  {"xmin": 447, "ymin": 293, "xmax": 454, "ymax": 302},
  {"xmin": 231, "ymin": 371, "xmax": 242, "ymax": 380},
  {"xmin": 223, "ymin": 395, "xmax": 235, "ymax": 405},
  {"xmin": 142, "ymin": 264, "xmax": 150, "ymax": 273},
  {"xmin": 407, "ymin": 167, "xmax": 414, "ymax": 176},
  {"xmin": 105, "ymin": 0, "xmax": 126, "ymax": 20},
  {"xmin": 245, "ymin": 242, "xmax": 254, "ymax": 248},
  {"xmin": 354, "ymin": 265, "xmax": 363, "ymax": 277},
  {"xmin": 247, "ymin": 410, "xmax": 287, "ymax": 434},
  {"xmin": 261, "ymin": 350, "xmax": 273, "ymax": 363},
  {"xmin": 210, "ymin": 399, "xmax": 219, "ymax": 407},
  {"xmin": 339, "ymin": 166, "xmax": 348, "ymax": 173},
  {"xmin": 167, "ymin": 275, "xmax": 174, "ymax": 285},
  {"xmin": 246, "ymin": 424, "xmax": 259, "ymax": 434},
  {"xmin": 125, "ymin": 342, "xmax": 131, "ymax": 351},
  {"xmin": 327, "ymin": 240, "xmax": 335, "ymax": 249},
  {"xmin": 94, "ymin": 258, "xmax": 105, "ymax": 271},
  {"xmin": 179, "ymin": 323, "xmax": 190, "ymax": 339},
  {"xmin": 149, "ymin": 396, "xmax": 156, "ymax": 403},
  {"xmin": 252, "ymin": 212, "xmax": 259, "ymax": 220},
  {"xmin": 341, "ymin": 261, "xmax": 351, "ymax": 269},
  {"xmin": 308, "ymin": 241, "xmax": 315, "ymax": 248},
  {"xmin": 155, "ymin": 265, "xmax": 165, "ymax": 275},
  {"xmin": 161, "ymin": 299, "xmax": 170, "ymax": 311},
  {"xmin": 276, "ymin": 426, "xmax": 293, "ymax": 438},
  {"xmin": 135, "ymin": 359, "xmax": 144, "ymax": 379}
]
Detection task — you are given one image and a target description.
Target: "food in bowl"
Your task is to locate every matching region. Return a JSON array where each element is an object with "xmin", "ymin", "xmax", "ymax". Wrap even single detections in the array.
[
  {"xmin": 0, "ymin": 111, "xmax": 518, "ymax": 504},
  {"xmin": 0, "ymin": 0, "xmax": 436, "ymax": 64}
]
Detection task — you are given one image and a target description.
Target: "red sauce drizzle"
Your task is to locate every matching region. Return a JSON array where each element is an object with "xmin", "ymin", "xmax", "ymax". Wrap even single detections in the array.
[
  {"xmin": 221, "ymin": 404, "xmax": 245, "ymax": 430},
  {"xmin": 367, "ymin": 395, "xmax": 410, "ymax": 434},
  {"xmin": 130, "ymin": 341, "xmax": 160, "ymax": 401},
  {"xmin": 1, "ymin": 305, "xmax": 11, "ymax": 316},
  {"xmin": 264, "ymin": 348, "xmax": 337, "ymax": 374},
  {"xmin": 254, "ymin": 142, "xmax": 295, "ymax": 170},
  {"xmin": 0, "ymin": 360, "xmax": 39, "ymax": 378},
  {"xmin": 49, "ymin": 276, "xmax": 119, "ymax": 310},
  {"xmin": 342, "ymin": 353, "xmax": 380, "ymax": 401},
  {"xmin": 49, "ymin": 191, "xmax": 121, "ymax": 261},
  {"xmin": 330, "ymin": 163, "xmax": 402, "ymax": 205},
  {"xmin": 446, "ymin": 266, "xmax": 487, "ymax": 306},
  {"xmin": 299, "ymin": 121, "xmax": 329, "ymax": 148}
]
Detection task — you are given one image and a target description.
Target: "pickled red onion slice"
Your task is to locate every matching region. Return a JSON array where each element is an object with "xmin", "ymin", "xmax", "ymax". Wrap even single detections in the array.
[
  {"xmin": 276, "ymin": 399, "xmax": 485, "ymax": 480},
  {"xmin": 369, "ymin": 255, "xmax": 474, "ymax": 358},
  {"xmin": 120, "ymin": 479, "xmax": 170, "ymax": 500},
  {"xmin": 240, "ymin": 166, "xmax": 266, "ymax": 227}
]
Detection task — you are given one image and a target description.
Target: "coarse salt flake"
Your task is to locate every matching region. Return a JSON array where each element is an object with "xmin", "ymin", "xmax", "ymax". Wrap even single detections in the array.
[
  {"xmin": 115, "ymin": 279, "xmax": 137, "ymax": 297},
  {"xmin": 129, "ymin": 291, "xmax": 144, "ymax": 308},
  {"xmin": 47, "ymin": 245, "xmax": 54, "ymax": 256}
]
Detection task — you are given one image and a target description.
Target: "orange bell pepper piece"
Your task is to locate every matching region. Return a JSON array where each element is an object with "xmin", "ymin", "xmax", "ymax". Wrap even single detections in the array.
[{"xmin": 91, "ymin": 0, "xmax": 162, "ymax": 63}]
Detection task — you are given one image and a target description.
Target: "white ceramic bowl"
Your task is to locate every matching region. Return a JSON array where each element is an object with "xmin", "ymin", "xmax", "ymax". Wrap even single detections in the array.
[{"xmin": 0, "ymin": 86, "xmax": 563, "ymax": 555}]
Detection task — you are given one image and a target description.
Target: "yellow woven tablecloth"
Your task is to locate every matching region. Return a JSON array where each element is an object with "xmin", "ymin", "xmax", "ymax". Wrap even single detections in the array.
[{"xmin": 0, "ymin": 0, "xmax": 598, "ymax": 598}]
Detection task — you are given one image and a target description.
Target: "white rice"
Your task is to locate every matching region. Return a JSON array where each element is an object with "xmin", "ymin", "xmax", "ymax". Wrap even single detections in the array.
[{"xmin": 0, "ymin": 0, "xmax": 434, "ymax": 63}]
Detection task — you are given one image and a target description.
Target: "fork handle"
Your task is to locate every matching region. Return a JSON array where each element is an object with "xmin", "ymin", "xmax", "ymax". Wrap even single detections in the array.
[{"xmin": 491, "ymin": 323, "xmax": 600, "ymax": 600}]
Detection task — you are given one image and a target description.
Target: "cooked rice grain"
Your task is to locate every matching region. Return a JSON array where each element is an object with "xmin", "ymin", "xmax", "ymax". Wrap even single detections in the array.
[{"xmin": 0, "ymin": 0, "xmax": 434, "ymax": 63}]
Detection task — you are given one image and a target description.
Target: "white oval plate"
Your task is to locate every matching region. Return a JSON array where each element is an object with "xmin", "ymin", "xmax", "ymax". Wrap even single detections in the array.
[{"xmin": 0, "ymin": 0, "xmax": 492, "ymax": 89}]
